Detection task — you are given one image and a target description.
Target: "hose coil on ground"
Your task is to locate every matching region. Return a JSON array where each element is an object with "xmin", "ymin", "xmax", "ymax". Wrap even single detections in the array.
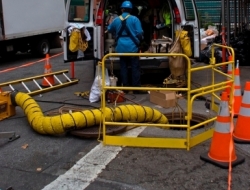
[{"xmin": 13, "ymin": 92, "xmax": 168, "ymax": 135}]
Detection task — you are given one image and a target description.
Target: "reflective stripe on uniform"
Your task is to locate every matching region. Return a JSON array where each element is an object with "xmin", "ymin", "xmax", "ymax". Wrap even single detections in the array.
[{"xmin": 163, "ymin": 12, "xmax": 171, "ymax": 25}]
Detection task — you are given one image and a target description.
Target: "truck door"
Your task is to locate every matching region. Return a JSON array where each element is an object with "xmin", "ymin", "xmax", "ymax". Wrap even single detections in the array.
[
  {"xmin": 175, "ymin": 0, "xmax": 200, "ymax": 58},
  {"xmin": 63, "ymin": 0, "xmax": 102, "ymax": 63},
  {"xmin": 0, "ymin": 0, "xmax": 3, "ymax": 40}
]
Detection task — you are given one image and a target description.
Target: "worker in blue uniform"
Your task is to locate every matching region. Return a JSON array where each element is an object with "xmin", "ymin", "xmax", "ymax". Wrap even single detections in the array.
[{"xmin": 107, "ymin": 1, "xmax": 144, "ymax": 92}]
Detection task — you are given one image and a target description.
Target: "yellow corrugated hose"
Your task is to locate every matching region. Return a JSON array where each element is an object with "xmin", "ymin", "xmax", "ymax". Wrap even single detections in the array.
[{"xmin": 13, "ymin": 92, "xmax": 168, "ymax": 135}]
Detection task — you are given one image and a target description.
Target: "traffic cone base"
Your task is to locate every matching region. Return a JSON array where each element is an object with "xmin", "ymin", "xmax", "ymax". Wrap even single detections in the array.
[
  {"xmin": 234, "ymin": 136, "xmax": 250, "ymax": 144},
  {"xmin": 200, "ymin": 152, "xmax": 245, "ymax": 169},
  {"xmin": 41, "ymin": 75, "xmax": 55, "ymax": 88},
  {"xmin": 200, "ymin": 92, "xmax": 245, "ymax": 169}
]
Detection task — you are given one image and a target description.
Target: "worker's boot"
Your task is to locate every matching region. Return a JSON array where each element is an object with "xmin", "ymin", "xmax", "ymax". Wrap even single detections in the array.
[
  {"xmin": 163, "ymin": 74, "xmax": 186, "ymax": 87},
  {"xmin": 163, "ymin": 74, "xmax": 177, "ymax": 86},
  {"xmin": 176, "ymin": 75, "xmax": 187, "ymax": 87}
]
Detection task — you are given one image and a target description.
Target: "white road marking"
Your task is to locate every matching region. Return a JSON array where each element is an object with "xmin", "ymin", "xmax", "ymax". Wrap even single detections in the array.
[{"xmin": 42, "ymin": 127, "xmax": 146, "ymax": 190}]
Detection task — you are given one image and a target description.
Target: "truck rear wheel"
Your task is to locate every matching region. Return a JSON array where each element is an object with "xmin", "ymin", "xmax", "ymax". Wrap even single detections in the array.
[{"xmin": 33, "ymin": 38, "xmax": 50, "ymax": 57}]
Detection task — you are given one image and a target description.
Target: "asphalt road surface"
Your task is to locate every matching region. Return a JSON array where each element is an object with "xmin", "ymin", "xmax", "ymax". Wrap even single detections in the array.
[{"xmin": 0, "ymin": 48, "xmax": 250, "ymax": 190}]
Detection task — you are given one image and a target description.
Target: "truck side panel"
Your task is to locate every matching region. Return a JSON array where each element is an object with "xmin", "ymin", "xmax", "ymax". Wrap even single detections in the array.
[{"xmin": 2, "ymin": 0, "xmax": 65, "ymax": 40}]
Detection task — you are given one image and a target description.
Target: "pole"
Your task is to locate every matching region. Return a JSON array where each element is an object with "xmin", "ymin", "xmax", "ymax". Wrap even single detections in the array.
[
  {"xmin": 71, "ymin": 61, "xmax": 75, "ymax": 79},
  {"xmin": 226, "ymin": 0, "xmax": 230, "ymax": 46},
  {"xmin": 234, "ymin": 0, "xmax": 237, "ymax": 38},
  {"xmin": 221, "ymin": 0, "xmax": 226, "ymax": 72},
  {"xmin": 239, "ymin": 0, "xmax": 242, "ymax": 32}
]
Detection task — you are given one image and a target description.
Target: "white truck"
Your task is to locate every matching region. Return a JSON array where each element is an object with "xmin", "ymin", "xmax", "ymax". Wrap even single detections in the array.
[
  {"xmin": 63, "ymin": 0, "xmax": 200, "ymax": 65},
  {"xmin": 0, "ymin": 0, "xmax": 66, "ymax": 57}
]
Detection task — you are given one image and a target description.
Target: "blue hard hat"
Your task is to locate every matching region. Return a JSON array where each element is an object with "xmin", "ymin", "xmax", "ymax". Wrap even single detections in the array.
[{"xmin": 121, "ymin": 1, "xmax": 133, "ymax": 9}]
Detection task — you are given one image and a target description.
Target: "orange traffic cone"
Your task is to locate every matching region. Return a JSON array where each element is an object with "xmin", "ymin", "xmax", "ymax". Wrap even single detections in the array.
[
  {"xmin": 233, "ymin": 60, "xmax": 242, "ymax": 117},
  {"xmin": 224, "ymin": 55, "xmax": 233, "ymax": 95},
  {"xmin": 200, "ymin": 92, "xmax": 245, "ymax": 168},
  {"xmin": 233, "ymin": 81, "xmax": 250, "ymax": 143},
  {"xmin": 41, "ymin": 54, "xmax": 55, "ymax": 87}
]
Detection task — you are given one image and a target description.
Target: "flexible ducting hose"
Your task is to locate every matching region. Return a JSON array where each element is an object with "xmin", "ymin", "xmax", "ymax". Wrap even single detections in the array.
[{"xmin": 12, "ymin": 92, "xmax": 168, "ymax": 135}]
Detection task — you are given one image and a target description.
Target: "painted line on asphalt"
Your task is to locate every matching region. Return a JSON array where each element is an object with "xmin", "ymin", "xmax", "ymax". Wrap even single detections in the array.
[{"xmin": 42, "ymin": 126, "xmax": 146, "ymax": 190}]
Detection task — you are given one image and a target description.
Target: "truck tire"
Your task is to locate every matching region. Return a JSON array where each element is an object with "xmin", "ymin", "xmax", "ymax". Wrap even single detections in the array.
[{"xmin": 33, "ymin": 38, "xmax": 50, "ymax": 57}]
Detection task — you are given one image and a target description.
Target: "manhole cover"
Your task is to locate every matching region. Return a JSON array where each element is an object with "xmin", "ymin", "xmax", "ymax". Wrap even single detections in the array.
[
  {"xmin": 45, "ymin": 107, "xmax": 127, "ymax": 138},
  {"xmin": 70, "ymin": 126, "xmax": 127, "ymax": 138},
  {"xmin": 164, "ymin": 112, "xmax": 211, "ymax": 130}
]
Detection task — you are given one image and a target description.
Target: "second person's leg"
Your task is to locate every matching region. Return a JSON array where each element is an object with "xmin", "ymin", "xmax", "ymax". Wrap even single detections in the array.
[{"xmin": 130, "ymin": 56, "xmax": 141, "ymax": 87}]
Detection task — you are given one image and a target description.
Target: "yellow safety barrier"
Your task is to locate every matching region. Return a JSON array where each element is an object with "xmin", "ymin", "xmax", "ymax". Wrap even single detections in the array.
[{"xmin": 100, "ymin": 44, "xmax": 234, "ymax": 150}]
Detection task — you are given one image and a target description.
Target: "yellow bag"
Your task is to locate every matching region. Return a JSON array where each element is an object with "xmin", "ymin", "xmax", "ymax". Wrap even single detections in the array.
[
  {"xmin": 168, "ymin": 38, "xmax": 187, "ymax": 80},
  {"xmin": 69, "ymin": 29, "xmax": 88, "ymax": 52},
  {"xmin": 78, "ymin": 34, "xmax": 88, "ymax": 52},
  {"xmin": 175, "ymin": 30, "xmax": 192, "ymax": 57}
]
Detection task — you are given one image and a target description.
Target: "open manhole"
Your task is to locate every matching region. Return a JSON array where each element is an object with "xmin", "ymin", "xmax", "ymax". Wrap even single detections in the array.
[
  {"xmin": 164, "ymin": 112, "xmax": 211, "ymax": 130},
  {"xmin": 70, "ymin": 126, "xmax": 127, "ymax": 138}
]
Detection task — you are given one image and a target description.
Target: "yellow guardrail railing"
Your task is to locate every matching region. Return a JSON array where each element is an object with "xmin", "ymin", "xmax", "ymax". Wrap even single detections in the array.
[{"xmin": 100, "ymin": 44, "xmax": 235, "ymax": 150}]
